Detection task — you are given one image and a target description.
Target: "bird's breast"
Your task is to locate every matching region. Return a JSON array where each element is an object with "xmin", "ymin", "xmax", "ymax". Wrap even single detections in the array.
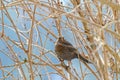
[{"xmin": 55, "ymin": 43, "xmax": 65, "ymax": 52}]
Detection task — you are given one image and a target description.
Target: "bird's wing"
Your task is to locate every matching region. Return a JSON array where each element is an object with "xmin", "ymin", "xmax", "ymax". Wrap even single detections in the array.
[{"xmin": 61, "ymin": 40, "xmax": 78, "ymax": 52}]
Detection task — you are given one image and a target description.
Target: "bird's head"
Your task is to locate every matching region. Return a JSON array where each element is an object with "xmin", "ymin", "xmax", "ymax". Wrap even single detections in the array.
[
  {"xmin": 55, "ymin": 37, "xmax": 64, "ymax": 46},
  {"xmin": 58, "ymin": 37, "xmax": 65, "ymax": 43}
]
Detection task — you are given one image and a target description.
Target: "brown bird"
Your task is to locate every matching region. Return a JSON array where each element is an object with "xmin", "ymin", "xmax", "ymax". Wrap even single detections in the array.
[{"xmin": 55, "ymin": 37, "xmax": 91, "ymax": 63}]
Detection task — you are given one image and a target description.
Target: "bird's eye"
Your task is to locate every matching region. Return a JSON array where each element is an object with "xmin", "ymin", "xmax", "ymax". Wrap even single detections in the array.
[
  {"xmin": 58, "ymin": 37, "xmax": 61, "ymax": 41},
  {"xmin": 58, "ymin": 37, "xmax": 64, "ymax": 41}
]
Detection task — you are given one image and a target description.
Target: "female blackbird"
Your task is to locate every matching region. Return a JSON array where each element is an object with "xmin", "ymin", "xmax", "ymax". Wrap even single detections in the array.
[{"xmin": 55, "ymin": 37, "xmax": 91, "ymax": 63}]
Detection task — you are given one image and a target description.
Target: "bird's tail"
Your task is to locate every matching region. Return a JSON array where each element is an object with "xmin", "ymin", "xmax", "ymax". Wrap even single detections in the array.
[{"xmin": 78, "ymin": 54, "xmax": 92, "ymax": 64}]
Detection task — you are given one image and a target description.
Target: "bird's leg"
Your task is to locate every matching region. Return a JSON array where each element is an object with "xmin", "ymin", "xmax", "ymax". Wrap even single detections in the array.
[
  {"xmin": 59, "ymin": 58, "xmax": 69, "ymax": 70},
  {"xmin": 67, "ymin": 61, "xmax": 72, "ymax": 80},
  {"xmin": 68, "ymin": 61, "xmax": 72, "ymax": 66}
]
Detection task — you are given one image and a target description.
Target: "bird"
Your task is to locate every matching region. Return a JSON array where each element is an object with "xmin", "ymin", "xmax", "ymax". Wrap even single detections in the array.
[{"xmin": 55, "ymin": 37, "xmax": 91, "ymax": 63}]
